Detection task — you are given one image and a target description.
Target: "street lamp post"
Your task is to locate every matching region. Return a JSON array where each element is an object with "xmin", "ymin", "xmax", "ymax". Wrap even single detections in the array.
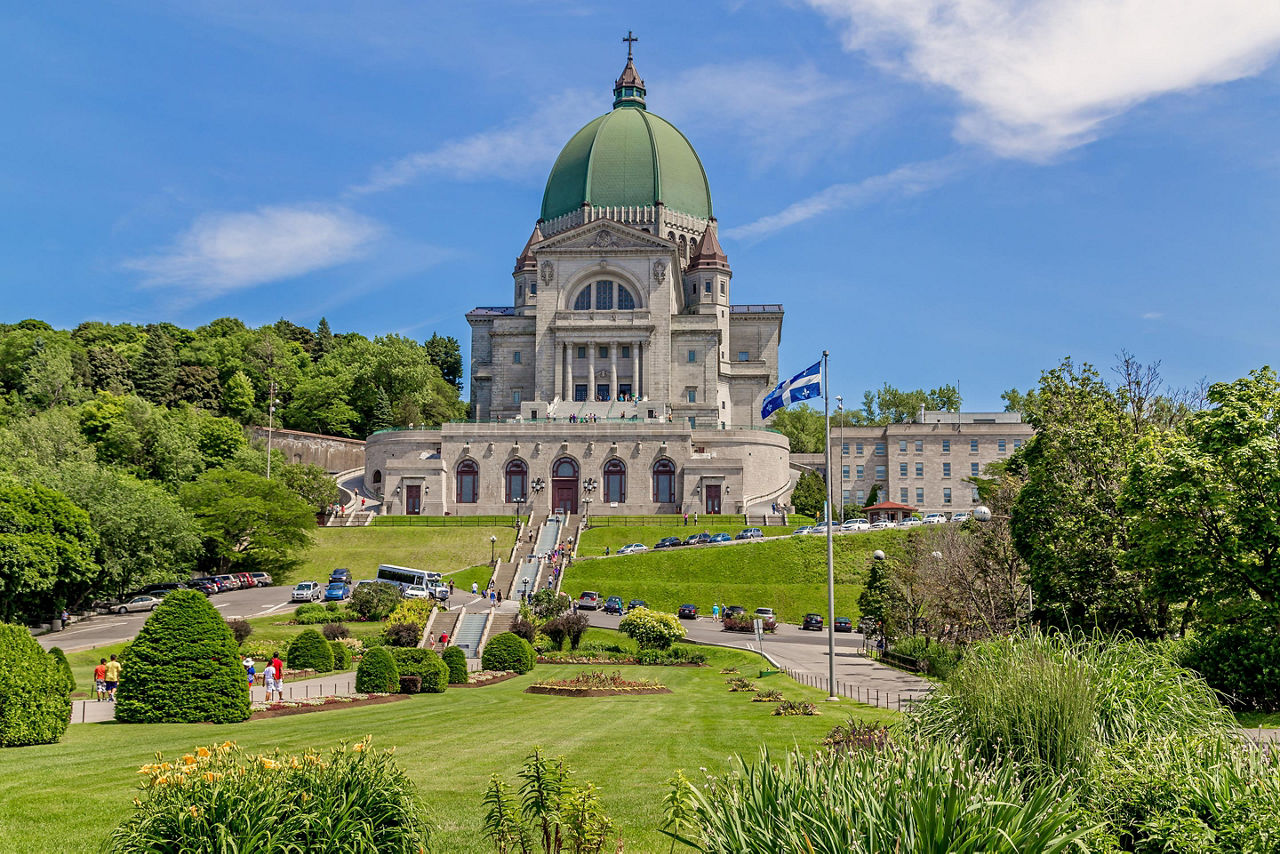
[
  {"xmin": 973, "ymin": 505, "xmax": 1034, "ymax": 619},
  {"xmin": 836, "ymin": 396, "xmax": 844, "ymax": 523},
  {"xmin": 490, "ymin": 535, "xmax": 497, "ymax": 566}
]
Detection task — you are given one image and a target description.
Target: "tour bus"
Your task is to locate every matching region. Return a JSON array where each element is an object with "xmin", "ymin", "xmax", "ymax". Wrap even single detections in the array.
[{"xmin": 375, "ymin": 564, "xmax": 444, "ymax": 593}]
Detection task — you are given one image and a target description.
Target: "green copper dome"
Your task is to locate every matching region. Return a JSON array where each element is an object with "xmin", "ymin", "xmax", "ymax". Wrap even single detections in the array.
[{"xmin": 540, "ymin": 61, "xmax": 712, "ymax": 222}]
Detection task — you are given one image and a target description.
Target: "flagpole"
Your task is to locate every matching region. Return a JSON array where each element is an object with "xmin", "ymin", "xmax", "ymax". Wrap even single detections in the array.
[{"xmin": 823, "ymin": 350, "xmax": 837, "ymax": 702}]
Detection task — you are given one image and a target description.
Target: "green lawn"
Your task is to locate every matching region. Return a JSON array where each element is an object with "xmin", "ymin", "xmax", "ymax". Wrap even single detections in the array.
[
  {"xmin": 1236, "ymin": 711, "xmax": 1280, "ymax": 728},
  {"xmin": 0, "ymin": 641, "xmax": 894, "ymax": 854},
  {"xmin": 294, "ymin": 525, "xmax": 515, "ymax": 585},
  {"xmin": 578, "ymin": 524, "xmax": 798, "ymax": 555},
  {"xmin": 567, "ymin": 530, "xmax": 907, "ymax": 624}
]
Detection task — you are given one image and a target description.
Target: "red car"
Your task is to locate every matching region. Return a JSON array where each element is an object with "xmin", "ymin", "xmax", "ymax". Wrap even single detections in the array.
[{"xmin": 235, "ymin": 572, "xmax": 256, "ymax": 589}]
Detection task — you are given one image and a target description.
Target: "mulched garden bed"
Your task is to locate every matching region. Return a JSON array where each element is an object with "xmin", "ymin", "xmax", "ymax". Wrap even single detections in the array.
[
  {"xmin": 249, "ymin": 694, "xmax": 407, "ymax": 720},
  {"xmin": 536, "ymin": 657, "xmax": 702, "ymax": 667},
  {"xmin": 524, "ymin": 685, "xmax": 672, "ymax": 697},
  {"xmin": 449, "ymin": 671, "xmax": 520, "ymax": 688}
]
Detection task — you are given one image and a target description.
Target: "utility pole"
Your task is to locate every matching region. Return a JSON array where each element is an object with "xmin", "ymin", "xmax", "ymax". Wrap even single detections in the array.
[
  {"xmin": 823, "ymin": 351, "xmax": 837, "ymax": 702},
  {"xmin": 266, "ymin": 380, "xmax": 278, "ymax": 480}
]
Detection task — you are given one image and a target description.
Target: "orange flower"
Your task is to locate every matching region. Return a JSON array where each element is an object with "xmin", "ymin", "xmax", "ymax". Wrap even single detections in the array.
[{"xmin": 196, "ymin": 746, "xmax": 211, "ymax": 758}]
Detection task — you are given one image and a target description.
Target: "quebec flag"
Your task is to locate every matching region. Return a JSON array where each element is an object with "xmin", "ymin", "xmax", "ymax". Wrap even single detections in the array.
[{"xmin": 761, "ymin": 360, "xmax": 822, "ymax": 420}]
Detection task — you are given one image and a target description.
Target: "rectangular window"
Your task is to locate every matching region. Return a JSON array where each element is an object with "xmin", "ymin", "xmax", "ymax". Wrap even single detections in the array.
[
  {"xmin": 970, "ymin": 439, "xmax": 979, "ymax": 453},
  {"xmin": 737, "ymin": 351, "xmax": 749, "ymax": 361},
  {"xmin": 841, "ymin": 442, "xmax": 849, "ymax": 456},
  {"xmin": 971, "ymin": 462, "xmax": 980, "ymax": 477},
  {"xmin": 916, "ymin": 488, "xmax": 924, "ymax": 504},
  {"xmin": 620, "ymin": 345, "xmax": 630, "ymax": 358},
  {"xmin": 686, "ymin": 388, "xmax": 697, "ymax": 403},
  {"xmin": 512, "ymin": 350, "xmax": 521, "ymax": 364},
  {"xmin": 842, "ymin": 465, "xmax": 850, "ymax": 479},
  {"xmin": 856, "ymin": 465, "xmax": 864, "ymax": 479},
  {"xmin": 720, "ymin": 281, "xmax": 726, "ymax": 294},
  {"xmin": 874, "ymin": 443, "xmax": 886, "ymax": 456},
  {"xmin": 1013, "ymin": 439, "xmax": 1023, "ymax": 449},
  {"xmin": 856, "ymin": 489, "xmax": 865, "ymax": 503},
  {"xmin": 915, "ymin": 462, "xmax": 924, "ymax": 478},
  {"xmin": 942, "ymin": 462, "xmax": 951, "ymax": 478},
  {"xmin": 998, "ymin": 439, "xmax": 1007, "ymax": 453},
  {"xmin": 574, "ymin": 384, "xmax": 587, "ymax": 402},
  {"xmin": 513, "ymin": 390, "xmax": 521, "ymax": 404},
  {"xmin": 942, "ymin": 439, "xmax": 950, "ymax": 453},
  {"xmin": 899, "ymin": 440, "xmax": 908, "ymax": 453},
  {"xmin": 900, "ymin": 487, "xmax": 908, "ymax": 503},
  {"xmin": 856, "ymin": 442, "xmax": 864, "ymax": 455},
  {"xmin": 943, "ymin": 487, "xmax": 952, "ymax": 504},
  {"xmin": 576, "ymin": 346, "xmax": 586, "ymax": 359},
  {"xmin": 598, "ymin": 345, "xmax": 609, "ymax": 359},
  {"xmin": 688, "ymin": 350, "xmax": 697, "ymax": 363},
  {"xmin": 704, "ymin": 281, "xmax": 712, "ymax": 294},
  {"xmin": 842, "ymin": 489, "xmax": 851, "ymax": 502},
  {"xmin": 915, "ymin": 440, "xmax": 923, "ymax": 453},
  {"xmin": 688, "ymin": 417, "xmax": 696, "ymax": 428},
  {"xmin": 529, "ymin": 281, "xmax": 536, "ymax": 295},
  {"xmin": 899, "ymin": 462, "xmax": 908, "ymax": 477},
  {"xmin": 595, "ymin": 280, "xmax": 613, "ymax": 310},
  {"xmin": 875, "ymin": 465, "xmax": 886, "ymax": 480}
]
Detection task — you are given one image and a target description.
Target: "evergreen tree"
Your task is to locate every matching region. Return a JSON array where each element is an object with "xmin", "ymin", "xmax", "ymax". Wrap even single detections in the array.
[
  {"xmin": 316, "ymin": 317, "xmax": 333, "ymax": 357},
  {"xmin": 864, "ymin": 484, "xmax": 880, "ymax": 508},
  {"xmin": 372, "ymin": 386, "xmax": 395, "ymax": 430},
  {"xmin": 221, "ymin": 370, "xmax": 256, "ymax": 419},
  {"xmin": 790, "ymin": 470, "xmax": 826, "ymax": 519},
  {"xmin": 424, "ymin": 333, "xmax": 463, "ymax": 391},
  {"xmin": 131, "ymin": 327, "xmax": 178, "ymax": 406}
]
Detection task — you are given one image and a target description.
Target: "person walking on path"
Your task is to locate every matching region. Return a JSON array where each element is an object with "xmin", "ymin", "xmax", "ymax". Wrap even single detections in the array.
[
  {"xmin": 472, "ymin": 581, "xmax": 478, "ymax": 596},
  {"xmin": 270, "ymin": 654, "xmax": 285, "ymax": 701},
  {"xmin": 428, "ymin": 631, "xmax": 435, "ymax": 649},
  {"xmin": 448, "ymin": 580, "xmax": 454, "ymax": 595},
  {"xmin": 440, "ymin": 631, "xmax": 449, "ymax": 646},
  {"xmin": 496, "ymin": 590, "xmax": 502, "ymax": 604},
  {"xmin": 93, "ymin": 659, "xmax": 107, "ymax": 702},
  {"xmin": 683, "ymin": 513, "xmax": 688, "ymax": 526},
  {"xmin": 104, "ymin": 654, "xmax": 122, "ymax": 701},
  {"xmin": 489, "ymin": 590, "xmax": 496, "ymax": 607},
  {"xmin": 242, "ymin": 657, "xmax": 256, "ymax": 688}
]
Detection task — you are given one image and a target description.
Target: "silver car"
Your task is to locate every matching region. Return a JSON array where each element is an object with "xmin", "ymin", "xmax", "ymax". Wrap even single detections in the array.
[
  {"xmin": 291, "ymin": 581, "xmax": 323, "ymax": 602},
  {"xmin": 115, "ymin": 595, "xmax": 162, "ymax": 614}
]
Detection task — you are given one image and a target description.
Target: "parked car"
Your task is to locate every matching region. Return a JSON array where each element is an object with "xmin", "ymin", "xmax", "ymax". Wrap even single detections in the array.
[
  {"xmin": 735, "ymin": 528, "xmax": 763, "ymax": 540},
  {"xmin": 754, "ymin": 607, "xmax": 775, "ymax": 620},
  {"xmin": 802, "ymin": 613, "xmax": 824, "ymax": 631},
  {"xmin": 577, "ymin": 591, "xmax": 602, "ymax": 611},
  {"xmin": 723, "ymin": 605, "xmax": 747, "ymax": 620},
  {"xmin": 186, "ymin": 579, "xmax": 217, "ymax": 596},
  {"xmin": 950, "ymin": 512, "xmax": 971, "ymax": 523},
  {"xmin": 426, "ymin": 582, "xmax": 451, "ymax": 602},
  {"xmin": 235, "ymin": 572, "xmax": 256, "ymax": 589},
  {"xmin": 403, "ymin": 585, "xmax": 430, "ymax": 600},
  {"xmin": 617, "ymin": 543, "xmax": 648, "ymax": 555},
  {"xmin": 140, "ymin": 582, "xmax": 184, "ymax": 596},
  {"xmin": 898, "ymin": 518, "xmax": 923, "ymax": 528},
  {"xmin": 684, "ymin": 533, "xmax": 712, "ymax": 546},
  {"xmin": 603, "ymin": 596, "xmax": 625, "ymax": 615},
  {"xmin": 249, "ymin": 572, "xmax": 273, "ymax": 586},
  {"xmin": 292, "ymin": 581, "xmax": 323, "ymax": 602},
  {"xmin": 678, "ymin": 603, "xmax": 699, "ymax": 619},
  {"xmin": 792, "ymin": 526, "xmax": 813, "ymax": 536},
  {"xmin": 841, "ymin": 518, "xmax": 870, "ymax": 531},
  {"xmin": 834, "ymin": 616, "xmax": 853, "ymax": 633},
  {"xmin": 214, "ymin": 574, "xmax": 241, "ymax": 591},
  {"xmin": 329, "ymin": 567, "xmax": 353, "ymax": 584},
  {"xmin": 627, "ymin": 598, "xmax": 647, "ymax": 611},
  {"xmin": 708, "ymin": 532, "xmax": 732, "ymax": 544},
  {"xmin": 324, "ymin": 581, "xmax": 350, "ymax": 601},
  {"xmin": 869, "ymin": 520, "xmax": 895, "ymax": 531},
  {"xmin": 810, "ymin": 523, "xmax": 832, "ymax": 534},
  {"xmin": 115, "ymin": 595, "xmax": 162, "ymax": 614},
  {"xmin": 654, "ymin": 536, "xmax": 682, "ymax": 549},
  {"xmin": 922, "ymin": 513, "xmax": 947, "ymax": 525}
]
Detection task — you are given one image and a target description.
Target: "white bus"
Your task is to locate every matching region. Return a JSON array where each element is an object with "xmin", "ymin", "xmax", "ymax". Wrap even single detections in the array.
[{"xmin": 375, "ymin": 564, "xmax": 443, "ymax": 592}]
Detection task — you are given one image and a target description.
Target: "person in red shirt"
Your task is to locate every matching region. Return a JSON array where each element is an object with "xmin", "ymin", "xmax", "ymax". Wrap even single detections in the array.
[
  {"xmin": 93, "ymin": 659, "xmax": 107, "ymax": 702},
  {"xmin": 270, "ymin": 655, "xmax": 285, "ymax": 702}
]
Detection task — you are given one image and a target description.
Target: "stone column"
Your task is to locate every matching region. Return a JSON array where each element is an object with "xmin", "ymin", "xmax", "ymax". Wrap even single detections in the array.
[
  {"xmin": 632, "ymin": 341, "xmax": 641, "ymax": 398},
  {"xmin": 609, "ymin": 344, "xmax": 618, "ymax": 401},
  {"xmin": 587, "ymin": 342, "xmax": 596, "ymax": 401},
  {"xmin": 565, "ymin": 343, "xmax": 574, "ymax": 402},
  {"xmin": 554, "ymin": 341, "xmax": 563, "ymax": 401}
]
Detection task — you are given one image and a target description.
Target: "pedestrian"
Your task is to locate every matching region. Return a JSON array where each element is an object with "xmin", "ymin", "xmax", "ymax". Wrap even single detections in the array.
[
  {"xmin": 694, "ymin": 512, "xmax": 699, "ymax": 525},
  {"xmin": 262, "ymin": 658, "xmax": 278, "ymax": 701},
  {"xmin": 243, "ymin": 656, "xmax": 256, "ymax": 687},
  {"xmin": 428, "ymin": 631, "xmax": 436, "ymax": 648},
  {"xmin": 270, "ymin": 653, "xmax": 285, "ymax": 701},
  {"xmin": 448, "ymin": 580, "xmax": 455, "ymax": 595},
  {"xmin": 93, "ymin": 658, "xmax": 107, "ymax": 702},
  {"xmin": 604, "ymin": 546, "xmax": 610, "ymax": 556},
  {"xmin": 712, "ymin": 604, "xmax": 719, "ymax": 620},
  {"xmin": 472, "ymin": 581, "xmax": 478, "ymax": 595},
  {"xmin": 440, "ymin": 631, "xmax": 449, "ymax": 646},
  {"xmin": 683, "ymin": 512, "xmax": 688, "ymax": 526},
  {"xmin": 496, "ymin": 590, "xmax": 503, "ymax": 604},
  {"xmin": 490, "ymin": 590, "xmax": 496, "ymax": 607},
  {"xmin": 104, "ymin": 654, "xmax": 122, "ymax": 701},
  {"xmin": 361, "ymin": 497, "xmax": 366, "ymax": 509},
  {"xmin": 60, "ymin": 609, "xmax": 69, "ymax": 626}
]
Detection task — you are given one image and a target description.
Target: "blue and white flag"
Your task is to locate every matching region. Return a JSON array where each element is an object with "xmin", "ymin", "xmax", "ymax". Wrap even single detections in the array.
[{"xmin": 761, "ymin": 360, "xmax": 822, "ymax": 419}]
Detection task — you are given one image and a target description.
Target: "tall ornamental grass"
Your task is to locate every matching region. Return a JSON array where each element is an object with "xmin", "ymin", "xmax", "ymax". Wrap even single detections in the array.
[
  {"xmin": 662, "ymin": 744, "xmax": 1091, "ymax": 854},
  {"xmin": 105, "ymin": 737, "xmax": 429, "ymax": 853}
]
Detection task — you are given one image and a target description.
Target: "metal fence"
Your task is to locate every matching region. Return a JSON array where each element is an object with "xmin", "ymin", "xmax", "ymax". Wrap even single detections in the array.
[
  {"xmin": 372, "ymin": 515, "xmax": 522, "ymax": 528},
  {"xmin": 781, "ymin": 666, "xmax": 933, "ymax": 712},
  {"xmin": 586, "ymin": 514, "xmax": 793, "ymax": 528}
]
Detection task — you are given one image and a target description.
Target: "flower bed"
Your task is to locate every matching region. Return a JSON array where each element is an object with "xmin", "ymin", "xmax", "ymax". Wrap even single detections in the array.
[
  {"xmin": 248, "ymin": 693, "xmax": 406, "ymax": 720},
  {"xmin": 524, "ymin": 670, "xmax": 671, "ymax": 697},
  {"xmin": 450, "ymin": 670, "xmax": 519, "ymax": 688}
]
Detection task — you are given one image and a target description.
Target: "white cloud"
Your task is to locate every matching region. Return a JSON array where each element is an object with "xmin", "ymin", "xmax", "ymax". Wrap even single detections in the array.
[
  {"xmin": 349, "ymin": 89, "xmax": 596, "ymax": 194},
  {"xmin": 806, "ymin": 0, "xmax": 1280, "ymax": 158},
  {"xmin": 724, "ymin": 156, "xmax": 962, "ymax": 240},
  {"xmin": 1142, "ymin": 311, "xmax": 1163, "ymax": 320},
  {"xmin": 126, "ymin": 204, "xmax": 382, "ymax": 296}
]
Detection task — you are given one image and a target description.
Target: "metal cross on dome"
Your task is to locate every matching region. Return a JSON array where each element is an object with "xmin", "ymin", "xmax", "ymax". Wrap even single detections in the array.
[{"xmin": 623, "ymin": 31, "xmax": 638, "ymax": 59}]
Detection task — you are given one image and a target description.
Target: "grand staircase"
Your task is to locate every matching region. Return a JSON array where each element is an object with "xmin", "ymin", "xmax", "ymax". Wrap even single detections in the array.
[
  {"xmin": 492, "ymin": 515, "xmax": 539, "ymax": 597},
  {"xmin": 452, "ymin": 612, "xmax": 489, "ymax": 659}
]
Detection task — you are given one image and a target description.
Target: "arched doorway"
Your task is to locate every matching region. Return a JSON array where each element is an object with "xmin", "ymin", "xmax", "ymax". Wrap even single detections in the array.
[{"xmin": 551, "ymin": 457, "xmax": 579, "ymax": 514}]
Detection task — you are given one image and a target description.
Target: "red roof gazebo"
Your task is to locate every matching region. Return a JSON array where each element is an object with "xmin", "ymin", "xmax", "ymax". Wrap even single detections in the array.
[{"xmin": 862, "ymin": 501, "xmax": 918, "ymax": 523}]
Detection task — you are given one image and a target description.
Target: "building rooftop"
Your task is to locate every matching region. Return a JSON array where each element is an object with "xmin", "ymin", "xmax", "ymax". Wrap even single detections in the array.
[
  {"xmin": 466, "ymin": 306, "xmax": 517, "ymax": 318},
  {"xmin": 729, "ymin": 304, "xmax": 784, "ymax": 314}
]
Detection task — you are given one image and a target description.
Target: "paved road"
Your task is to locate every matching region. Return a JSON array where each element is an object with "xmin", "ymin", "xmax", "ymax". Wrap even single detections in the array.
[{"xmin": 38, "ymin": 586, "xmax": 296, "ymax": 653}]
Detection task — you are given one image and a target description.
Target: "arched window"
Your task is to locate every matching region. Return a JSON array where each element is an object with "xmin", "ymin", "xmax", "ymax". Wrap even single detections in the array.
[
  {"xmin": 372, "ymin": 470, "xmax": 383, "ymax": 485},
  {"xmin": 505, "ymin": 459, "xmax": 528, "ymax": 503},
  {"xmin": 652, "ymin": 459, "xmax": 675, "ymax": 503},
  {"xmin": 678, "ymin": 235, "xmax": 687, "ymax": 260},
  {"xmin": 553, "ymin": 457, "xmax": 578, "ymax": 479},
  {"xmin": 595, "ymin": 280, "xmax": 613, "ymax": 310},
  {"xmin": 573, "ymin": 288, "xmax": 592, "ymax": 310},
  {"xmin": 603, "ymin": 458, "xmax": 626, "ymax": 503},
  {"xmin": 618, "ymin": 287, "xmax": 635, "ymax": 310},
  {"xmin": 456, "ymin": 460, "xmax": 478, "ymax": 504}
]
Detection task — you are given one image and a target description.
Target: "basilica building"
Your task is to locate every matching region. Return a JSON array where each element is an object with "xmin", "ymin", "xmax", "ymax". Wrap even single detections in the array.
[{"xmin": 364, "ymin": 52, "xmax": 794, "ymax": 518}]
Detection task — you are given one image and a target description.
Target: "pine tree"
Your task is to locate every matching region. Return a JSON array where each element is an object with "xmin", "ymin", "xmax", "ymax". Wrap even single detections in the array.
[
  {"xmin": 132, "ymin": 327, "xmax": 178, "ymax": 405},
  {"xmin": 789, "ymin": 470, "xmax": 826, "ymax": 519},
  {"xmin": 864, "ymin": 484, "xmax": 880, "ymax": 508},
  {"xmin": 372, "ymin": 386, "xmax": 395, "ymax": 430},
  {"xmin": 316, "ymin": 317, "xmax": 333, "ymax": 357}
]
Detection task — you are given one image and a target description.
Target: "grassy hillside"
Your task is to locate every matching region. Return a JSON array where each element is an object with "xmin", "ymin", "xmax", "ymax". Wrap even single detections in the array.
[
  {"xmin": 567, "ymin": 529, "xmax": 907, "ymax": 624},
  {"xmin": 295, "ymin": 526, "xmax": 514, "ymax": 585}
]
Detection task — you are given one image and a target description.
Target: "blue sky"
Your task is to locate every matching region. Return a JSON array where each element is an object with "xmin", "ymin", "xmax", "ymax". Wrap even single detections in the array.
[{"xmin": 4, "ymin": 1, "xmax": 1280, "ymax": 410}]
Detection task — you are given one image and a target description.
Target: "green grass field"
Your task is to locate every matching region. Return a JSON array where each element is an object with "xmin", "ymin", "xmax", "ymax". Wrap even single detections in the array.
[
  {"xmin": 578, "ymin": 524, "xmax": 798, "ymax": 555},
  {"xmin": 0, "ymin": 640, "xmax": 893, "ymax": 854},
  {"xmin": 295, "ymin": 525, "xmax": 515, "ymax": 585},
  {"xmin": 567, "ymin": 529, "xmax": 907, "ymax": 624}
]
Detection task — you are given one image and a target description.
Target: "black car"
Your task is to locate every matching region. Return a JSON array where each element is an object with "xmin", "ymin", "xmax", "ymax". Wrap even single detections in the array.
[
  {"xmin": 330, "ymin": 567, "xmax": 353, "ymax": 584},
  {"xmin": 678, "ymin": 603, "xmax": 699, "ymax": 619},
  {"xmin": 627, "ymin": 599, "xmax": 647, "ymax": 611},
  {"xmin": 186, "ymin": 580, "xmax": 217, "ymax": 596},
  {"xmin": 603, "ymin": 596, "xmax": 625, "ymax": 615},
  {"xmin": 834, "ymin": 616, "xmax": 853, "ymax": 633},
  {"xmin": 654, "ymin": 536, "xmax": 682, "ymax": 549},
  {"xmin": 724, "ymin": 605, "xmax": 747, "ymax": 620},
  {"xmin": 802, "ymin": 613, "xmax": 824, "ymax": 631},
  {"xmin": 684, "ymin": 533, "xmax": 712, "ymax": 546},
  {"xmin": 141, "ymin": 582, "xmax": 186, "ymax": 596}
]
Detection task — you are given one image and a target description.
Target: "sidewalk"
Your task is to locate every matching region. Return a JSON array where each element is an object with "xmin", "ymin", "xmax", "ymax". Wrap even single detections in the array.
[{"xmin": 70, "ymin": 672, "xmax": 357, "ymax": 724}]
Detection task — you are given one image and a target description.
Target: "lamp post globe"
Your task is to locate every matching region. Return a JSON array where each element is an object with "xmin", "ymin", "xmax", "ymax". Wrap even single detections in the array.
[
  {"xmin": 490, "ymin": 534, "xmax": 497, "ymax": 565},
  {"xmin": 973, "ymin": 505, "xmax": 993, "ymax": 523},
  {"xmin": 872, "ymin": 549, "xmax": 886, "ymax": 561}
]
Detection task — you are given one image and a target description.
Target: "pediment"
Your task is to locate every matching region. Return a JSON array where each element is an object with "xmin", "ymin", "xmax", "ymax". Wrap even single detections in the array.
[{"xmin": 537, "ymin": 220, "xmax": 673, "ymax": 253}]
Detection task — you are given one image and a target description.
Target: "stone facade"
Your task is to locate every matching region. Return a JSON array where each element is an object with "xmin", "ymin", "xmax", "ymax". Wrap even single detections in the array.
[{"xmin": 248, "ymin": 427, "xmax": 364, "ymax": 474}]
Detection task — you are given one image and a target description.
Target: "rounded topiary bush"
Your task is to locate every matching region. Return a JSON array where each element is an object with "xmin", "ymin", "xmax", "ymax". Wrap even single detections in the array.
[
  {"xmin": 442, "ymin": 645, "xmax": 468, "ymax": 684},
  {"xmin": 0, "ymin": 624, "xmax": 71, "ymax": 746},
  {"xmin": 114, "ymin": 590, "xmax": 249, "ymax": 724},
  {"xmin": 390, "ymin": 648, "xmax": 449, "ymax": 694},
  {"xmin": 618, "ymin": 607, "xmax": 686, "ymax": 650},
  {"xmin": 329, "ymin": 640, "xmax": 352, "ymax": 670},
  {"xmin": 482, "ymin": 632, "xmax": 535, "ymax": 675},
  {"xmin": 287, "ymin": 629, "xmax": 335, "ymax": 673},
  {"xmin": 355, "ymin": 647, "xmax": 399, "ymax": 693},
  {"xmin": 48, "ymin": 646, "xmax": 76, "ymax": 694}
]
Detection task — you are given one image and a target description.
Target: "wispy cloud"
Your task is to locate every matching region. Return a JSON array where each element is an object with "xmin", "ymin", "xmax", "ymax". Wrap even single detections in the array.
[
  {"xmin": 348, "ymin": 89, "xmax": 596, "ymax": 195},
  {"xmin": 806, "ymin": 0, "xmax": 1280, "ymax": 159},
  {"xmin": 125, "ymin": 204, "xmax": 382, "ymax": 297},
  {"xmin": 1141, "ymin": 311, "xmax": 1164, "ymax": 320},
  {"xmin": 724, "ymin": 156, "xmax": 963, "ymax": 241}
]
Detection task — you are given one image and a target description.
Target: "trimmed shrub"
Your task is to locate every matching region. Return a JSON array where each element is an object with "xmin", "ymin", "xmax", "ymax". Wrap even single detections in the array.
[
  {"xmin": 0, "ymin": 624, "xmax": 71, "ymax": 746},
  {"xmin": 442, "ymin": 645, "xmax": 468, "ymax": 684},
  {"xmin": 226, "ymin": 619, "xmax": 252, "ymax": 645},
  {"xmin": 287, "ymin": 629, "xmax": 335, "ymax": 673},
  {"xmin": 511, "ymin": 615, "xmax": 537, "ymax": 644},
  {"xmin": 618, "ymin": 607, "xmax": 686, "ymax": 650},
  {"xmin": 399, "ymin": 675, "xmax": 422, "ymax": 694},
  {"xmin": 106, "ymin": 738, "xmax": 429, "ymax": 852},
  {"xmin": 384, "ymin": 622, "xmax": 422, "ymax": 648},
  {"xmin": 329, "ymin": 640, "xmax": 352, "ymax": 670},
  {"xmin": 350, "ymin": 581, "xmax": 401, "ymax": 621},
  {"xmin": 48, "ymin": 646, "xmax": 76, "ymax": 694},
  {"xmin": 389, "ymin": 648, "xmax": 448, "ymax": 694},
  {"xmin": 294, "ymin": 606, "xmax": 357, "ymax": 625},
  {"xmin": 294, "ymin": 603, "xmax": 326, "ymax": 621},
  {"xmin": 563, "ymin": 613, "xmax": 590, "ymax": 650},
  {"xmin": 482, "ymin": 632, "xmax": 535, "ymax": 675},
  {"xmin": 355, "ymin": 647, "xmax": 399, "ymax": 692},
  {"xmin": 321, "ymin": 622, "xmax": 349, "ymax": 641},
  {"xmin": 386, "ymin": 599, "xmax": 434, "ymax": 629},
  {"xmin": 115, "ymin": 590, "xmax": 249, "ymax": 724},
  {"xmin": 541, "ymin": 617, "xmax": 568, "ymax": 650}
]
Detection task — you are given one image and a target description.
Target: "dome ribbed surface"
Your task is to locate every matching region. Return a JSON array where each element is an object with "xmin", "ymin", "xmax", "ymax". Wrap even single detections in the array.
[{"xmin": 540, "ymin": 107, "xmax": 712, "ymax": 222}]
